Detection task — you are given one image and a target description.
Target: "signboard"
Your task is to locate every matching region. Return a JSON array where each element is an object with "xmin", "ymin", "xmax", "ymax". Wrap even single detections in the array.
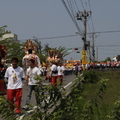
[{"xmin": 82, "ymin": 50, "xmax": 87, "ymax": 64}]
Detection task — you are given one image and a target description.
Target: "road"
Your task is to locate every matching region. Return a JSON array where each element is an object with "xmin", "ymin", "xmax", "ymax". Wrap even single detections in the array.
[
  {"xmin": 0, "ymin": 74, "xmax": 76, "ymax": 120},
  {"xmin": 21, "ymin": 74, "xmax": 76, "ymax": 107}
]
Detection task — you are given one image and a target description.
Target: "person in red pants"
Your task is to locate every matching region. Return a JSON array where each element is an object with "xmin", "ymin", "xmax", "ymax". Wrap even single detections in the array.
[
  {"xmin": 57, "ymin": 63, "xmax": 65, "ymax": 84},
  {"xmin": 4, "ymin": 57, "xmax": 25, "ymax": 114},
  {"xmin": 51, "ymin": 61, "xmax": 58, "ymax": 86}
]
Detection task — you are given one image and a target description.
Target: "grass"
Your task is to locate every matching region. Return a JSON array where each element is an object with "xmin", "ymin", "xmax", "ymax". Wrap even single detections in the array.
[{"xmin": 76, "ymin": 69, "xmax": 120, "ymax": 120}]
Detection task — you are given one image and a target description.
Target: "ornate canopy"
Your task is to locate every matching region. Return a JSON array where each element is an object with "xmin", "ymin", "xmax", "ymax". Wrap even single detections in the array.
[{"xmin": 24, "ymin": 39, "xmax": 36, "ymax": 54}]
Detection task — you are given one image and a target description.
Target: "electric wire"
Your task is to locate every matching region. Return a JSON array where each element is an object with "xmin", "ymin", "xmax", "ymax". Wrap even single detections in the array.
[
  {"xmin": 67, "ymin": 0, "xmax": 83, "ymax": 36},
  {"xmin": 88, "ymin": 0, "xmax": 94, "ymax": 32},
  {"xmin": 19, "ymin": 30, "xmax": 120, "ymax": 41},
  {"xmin": 73, "ymin": 0, "xmax": 84, "ymax": 33},
  {"xmin": 80, "ymin": 0, "xmax": 85, "ymax": 10},
  {"xmin": 62, "ymin": 0, "xmax": 83, "ymax": 37}
]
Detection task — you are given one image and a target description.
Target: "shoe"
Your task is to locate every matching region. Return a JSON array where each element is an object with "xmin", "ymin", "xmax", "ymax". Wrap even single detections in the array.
[
  {"xmin": 14, "ymin": 112, "xmax": 23, "ymax": 117},
  {"xmin": 23, "ymin": 105, "xmax": 29, "ymax": 110},
  {"xmin": 33, "ymin": 106, "xmax": 41, "ymax": 110}
]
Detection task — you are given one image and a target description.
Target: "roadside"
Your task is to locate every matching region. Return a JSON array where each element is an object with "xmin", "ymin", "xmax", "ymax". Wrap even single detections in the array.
[{"xmin": 18, "ymin": 74, "xmax": 76, "ymax": 120}]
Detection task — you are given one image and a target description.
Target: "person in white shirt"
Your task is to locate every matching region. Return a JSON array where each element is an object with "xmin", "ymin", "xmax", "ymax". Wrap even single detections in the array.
[
  {"xmin": 23, "ymin": 59, "xmax": 41, "ymax": 110},
  {"xmin": 57, "ymin": 63, "xmax": 65, "ymax": 84},
  {"xmin": 4, "ymin": 57, "xmax": 25, "ymax": 114},
  {"xmin": 51, "ymin": 61, "xmax": 58, "ymax": 86}
]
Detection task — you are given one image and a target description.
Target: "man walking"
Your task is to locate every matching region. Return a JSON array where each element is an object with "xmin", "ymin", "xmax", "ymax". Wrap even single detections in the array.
[
  {"xmin": 51, "ymin": 60, "xmax": 58, "ymax": 86},
  {"xmin": 4, "ymin": 57, "xmax": 25, "ymax": 114},
  {"xmin": 57, "ymin": 63, "xmax": 65, "ymax": 84},
  {"xmin": 23, "ymin": 59, "xmax": 41, "ymax": 110}
]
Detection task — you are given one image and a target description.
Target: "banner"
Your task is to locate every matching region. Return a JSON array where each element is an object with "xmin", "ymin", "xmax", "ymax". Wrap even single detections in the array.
[{"xmin": 82, "ymin": 50, "xmax": 87, "ymax": 64}]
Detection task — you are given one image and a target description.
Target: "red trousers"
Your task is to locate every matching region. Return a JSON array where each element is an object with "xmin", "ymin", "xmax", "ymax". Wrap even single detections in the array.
[
  {"xmin": 57, "ymin": 75, "xmax": 63, "ymax": 84},
  {"xmin": 7, "ymin": 88, "xmax": 22, "ymax": 113},
  {"xmin": 51, "ymin": 76, "xmax": 57, "ymax": 86}
]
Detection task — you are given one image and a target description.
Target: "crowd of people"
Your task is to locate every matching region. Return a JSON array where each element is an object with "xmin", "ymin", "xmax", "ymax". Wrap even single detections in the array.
[
  {"xmin": 1, "ymin": 52, "xmax": 120, "ymax": 115},
  {"xmin": 0, "ymin": 56, "xmax": 67, "ymax": 114}
]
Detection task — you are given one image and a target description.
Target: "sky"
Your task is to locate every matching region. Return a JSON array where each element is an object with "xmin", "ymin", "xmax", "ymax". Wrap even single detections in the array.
[{"xmin": 0, "ymin": 0, "xmax": 120, "ymax": 61}]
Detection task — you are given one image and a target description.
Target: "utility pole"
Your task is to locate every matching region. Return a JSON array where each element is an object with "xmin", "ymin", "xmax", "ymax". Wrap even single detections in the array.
[
  {"xmin": 96, "ymin": 47, "xmax": 98, "ymax": 61},
  {"xmin": 83, "ymin": 10, "xmax": 87, "ymax": 51},
  {"xmin": 76, "ymin": 10, "xmax": 91, "ymax": 69},
  {"xmin": 92, "ymin": 32, "xmax": 95, "ymax": 61},
  {"xmin": 90, "ymin": 32, "xmax": 99, "ymax": 62},
  {"xmin": 77, "ymin": 10, "xmax": 91, "ymax": 50}
]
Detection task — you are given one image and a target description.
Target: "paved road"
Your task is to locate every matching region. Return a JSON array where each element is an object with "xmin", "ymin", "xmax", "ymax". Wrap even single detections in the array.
[
  {"xmin": 0, "ymin": 74, "xmax": 76, "ymax": 120},
  {"xmin": 21, "ymin": 74, "xmax": 76, "ymax": 107}
]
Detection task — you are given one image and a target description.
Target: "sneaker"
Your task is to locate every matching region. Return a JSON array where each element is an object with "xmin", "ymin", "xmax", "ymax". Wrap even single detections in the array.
[
  {"xmin": 23, "ymin": 105, "xmax": 29, "ymax": 110},
  {"xmin": 33, "ymin": 106, "xmax": 41, "ymax": 110}
]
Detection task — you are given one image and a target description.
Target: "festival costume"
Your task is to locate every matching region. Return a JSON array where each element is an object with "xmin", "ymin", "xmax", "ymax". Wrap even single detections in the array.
[
  {"xmin": 4, "ymin": 66, "xmax": 25, "ymax": 113},
  {"xmin": 51, "ymin": 64, "xmax": 58, "ymax": 86},
  {"xmin": 57, "ymin": 66, "xmax": 65, "ymax": 84},
  {"xmin": 46, "ymin": 49, "xmax": 63, "ymax": 86},
  {"xmin": 22, "ymin": 53, "xmax": 41, "ymax": 71},
  {"xmin": 22, "ymin": 39, "xmax": 41, "ymax": 72}
]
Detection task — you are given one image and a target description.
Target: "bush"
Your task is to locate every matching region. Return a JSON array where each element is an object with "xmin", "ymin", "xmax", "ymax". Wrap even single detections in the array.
[{"xmin": 82, "ymin": 70, "xmax": 100, "ymax": 83}]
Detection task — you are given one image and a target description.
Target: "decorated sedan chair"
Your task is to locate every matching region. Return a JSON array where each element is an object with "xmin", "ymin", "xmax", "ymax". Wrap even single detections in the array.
[
  {"xmin": 22, "ymin": 39, "xmax": 41, "ymax": 73},
  {"xmin": 45, "ymin": 49, "xmax": 63, "ymax": 81}
]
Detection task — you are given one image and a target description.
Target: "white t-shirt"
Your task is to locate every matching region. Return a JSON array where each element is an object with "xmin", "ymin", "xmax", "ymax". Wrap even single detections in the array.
[
  {"xmin": 4, "ymin": 66, "xmax": 25, "ymax": 89},
  {"xmin": 22, "ymin": 54, "xmax": 41, "ymax": 71},
  {"xmin": 26, "ymin": 67, "xmax": 41, "ymax": 85},
  {"xmin": 57, "ymin": 66, "xmax": 65, "ymax": 75},
  {"xmin": 51, "ymin": 64, "xmax": 57, "ymax": 76}
]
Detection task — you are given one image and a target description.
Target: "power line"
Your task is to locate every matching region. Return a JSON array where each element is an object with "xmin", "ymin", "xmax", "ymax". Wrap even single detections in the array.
[
  {"xmin": 80, "ymin": 0, "xmax": 85, "ymax": 10},
  {"xmin": 92, "ymin": 30, "xmax": 120, "ymax": 34},
  {"xmin": 98, "ymin": 48, "xmax": 120, "ymax": 51},
  {"xmin": 19, "ymin": 30, "xmax": 120, "ymax": 41},
  {"xmin": 88, "ymin": 0, "xmax": 94, "ymax": 32},
  {"xmin": 96, "ymin": 45, "xmax": 120, "ymax": 47},
  {"xmin": 19, "ymin": 34, "xmax": 79, "ymax": 41},
  {"xmin": 61, "ymin": 0, "xmax": 83, "ymax": 36}
]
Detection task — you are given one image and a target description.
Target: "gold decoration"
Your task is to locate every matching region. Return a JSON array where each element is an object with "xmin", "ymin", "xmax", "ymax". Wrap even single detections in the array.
[{"xmin": 24, "ymin": 39, "xmax": 36, "ymax": 54}]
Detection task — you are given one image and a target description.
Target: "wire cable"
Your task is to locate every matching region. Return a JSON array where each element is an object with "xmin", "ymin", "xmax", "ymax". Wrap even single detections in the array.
[{"xmin": 61, "ymin": 0, "xmax": 83, "ymax": 37}]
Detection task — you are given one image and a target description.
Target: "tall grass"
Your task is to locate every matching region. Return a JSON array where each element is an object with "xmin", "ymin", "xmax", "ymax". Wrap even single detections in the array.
[
  {"xmin": 1, "ymin": 69, "xmax": 120, "ymax": 120},
  {"xmin": 76, "ymin": 69, "xmax": 120, "ymax": 120}
]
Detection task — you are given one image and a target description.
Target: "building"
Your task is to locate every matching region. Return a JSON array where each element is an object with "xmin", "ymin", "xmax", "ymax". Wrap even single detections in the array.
[
  {"xmin": 0, "ymin": 31, "xmax": 19, "ymax": 42},
  {"xmin": 112, "ymin": 55, "xmax": 120, "ymax": 62}
]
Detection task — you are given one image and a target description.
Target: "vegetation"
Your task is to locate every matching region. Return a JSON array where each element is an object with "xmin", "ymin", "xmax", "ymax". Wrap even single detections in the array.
[
  {"xmin": 1, "ymin": 69, "xmax": 120, "ymax": 120},
  {"xmin": 1, "ymin": 25, "xmax": 120, "ymax": 119},
  {"xmin": 0, "ymin": 25, "xmax": 69, "ymax": 66}
]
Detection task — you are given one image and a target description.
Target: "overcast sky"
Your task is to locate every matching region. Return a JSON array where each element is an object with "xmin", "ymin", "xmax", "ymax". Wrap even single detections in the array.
[{"xmin": 0, "ymin": 0, "xmax": 120, "ymax": 61}]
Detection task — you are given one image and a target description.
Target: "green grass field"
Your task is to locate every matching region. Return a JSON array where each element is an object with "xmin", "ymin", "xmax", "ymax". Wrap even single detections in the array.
[{"xmin": 76, "ymin": 69, "xmax": 120, "ymax": 120}]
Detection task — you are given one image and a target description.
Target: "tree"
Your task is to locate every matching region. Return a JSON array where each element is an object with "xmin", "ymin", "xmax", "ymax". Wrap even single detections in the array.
[
  {"xmin": 0, "ymin": 26, "xmax": 70, "ymax": 66},
  {"xmin": 0, "ymin": 39, "xmax": 25, "ymax": 66},
  {"xmin": 43, "ymin": 43, "xmax": 51, "ymax": 56},
  {"xmin": 56, "ymin": 46, "xmax": 70, "ymax": 58},
  {"xmin": 0, "ymin": 26, "xmax": 25, "ymax": 66},
  {"xmin": 33, "ymin": 38, "xmax": 42, "ymax": 54},
  {"xmin": 104, "ymin": 57, "xmax": 111, "ymax": 62},
  {"xmin": 0, "ymin": 25, "xmax": 8, "ymax": 37}
]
